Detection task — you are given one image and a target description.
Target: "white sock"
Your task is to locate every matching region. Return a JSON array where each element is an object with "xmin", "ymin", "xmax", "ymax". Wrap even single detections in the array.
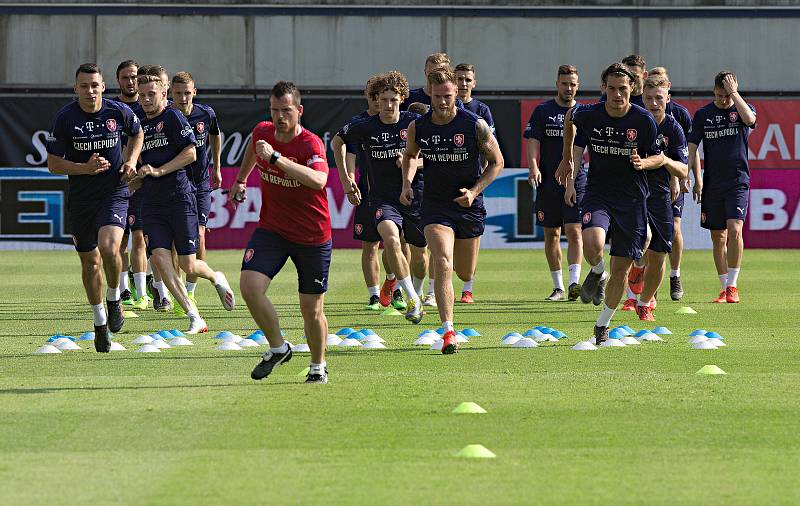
[
  {"xmin": 146, "ymin": 261, "xmax": 153, "ymax": 276},
  {"xmin": 626, "ymin": 286, "xmax": 637, "ymax": 300},
  {"xmin": 670, "ymin": 268, "xmax": 680, "ymax": 278},
  {"xmin": 92, "ymin": 303, "xmax": 107, "ymax": 326},
  {"xmin": 270, "ymin": 342, "xmax": 289, "ymax": 354},
  {"xmin": 154, "ymin": 281, "xmax": 167, "ymax": 299},
  {"xmin": 463, "ymin": 278, "xmax": 474, "ymax": 292},
  {"xmin": 310, "ymin": 361, "xmax": 327, "ymax": 373},
  {"xmin": 134, "ymin": 272, "xmax": 146, "ymax": 298},
  {"xmin": 719, "ymin": 274, "xmax": 728, "ymax": 290},
  {"xmin": 550, "ymin": 271, "xmax": 564, "ymax": 291},
  {"xmin": 727, "ymin": 267, "xmax": 740, "ymax": 287},
  {"xmin": 568, "ymin": 264, "xmax": 581, "ymax": 285},
  {"xmin": 427, "ymin": 278, "xmax": 435, "ymax": 295},
  {"xmin": 412, "ymin": 277, "xmax": 424, "ymax": 295},
  {"xmin": 596, "ymin": 304, "xmax": 616, "ymax": 327},
  {"xmin": 187, "ymin": 308, "xmax": 200, "ymax": 319},
  {"xmin": 106, "ymin": 287, "xmax": 120, "ymax": 302},
  {"xmin": 119, "ymin": 272, "xmax": 129, "ymax": 292},
  {"xmin": 368, "ymin": 285, "xmax": 380, "ymax": 297},
  {"xmin": 214, "ymin": 271, "xmax": 225, "ymax": 286},
  {"xmin": 186, "ymin": 281, "xmax": 197, "ymax": 294},
  {"xmin": 398, "ymin": 276, "xmax": 419, "ymax": 301},
  {"xmin": 443, "ymin": 320, "xmax": 454, "ymax": 333},
  {"xmin": 591, "ymin": 258, "xmax": 605, "ymax": 275},
  {"xmin": 386, "ymin": 273, "xmax": 396, "ymax": 281}
]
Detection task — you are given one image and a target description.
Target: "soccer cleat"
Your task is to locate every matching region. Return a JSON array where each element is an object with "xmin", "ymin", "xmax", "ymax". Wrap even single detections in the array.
[
  {"xmin": 379, "ymin": 278, "xmax": 397, "ymax": 307},
  {"xmin": 594, "ymin": 325, "xmax": 609, "ymax": 345},
  {"xmin": 460, "ymin": 290, "xmax": 475, "ymax": 304},
  {"xmin": 712, "ymin": 290, "xmax": 727, "ymax": 303},
  {"xmin": 404, "ymin": 298, "xmax": 424, "ymax": 324},
  {"xmin": 158, "ymin": 297, "xmax": 173, "ymax": 313},
  {"xmin": 568, "ymin": 283, "xmax": 581, "ymax": 301},
  {"xmin": 146, "ymin": 275, "xmax": 155, "ymax": 299},
  {"xmin": 131, "ymin": 295, "xmax": 150, "ymax": 310},
  {"xmin": 214, "ymin": 272, "xmax": 235, "ymax": 311},
  {"xmin": 636, "ymin": 304, "xmax": 655, "ymax": 321},
  {"xmin": 365, "ymin": 294, "xmax": 381, "ymax": 310},
  {"xmin": 670, "ymin": 276, "xmax": 684, "ymax": 300},
  {"xmin": 391, "ymin": 288, "xmax": 407, "ymax": 310},
  {"xmin": 546, "ymin": 288, "xmax": 565, "ymax": 301},
  {"xmin": 120, "ymin": 289, "xmax": 133, "ymax": 305},
  {"xmin": 593, "ymin": 272, "xmax": 609, "ymax": 306},
  {"xmin": 725, "ymin": 286, "xmax": 740, "ymax": 303},
  {"xmin": 94, "ymin": 324, "xmax": 111, "ymax": 353},
  {"xmin": 580, "ymin": 270, "xmax": 603, "ymax": 304},
  {"xmin": 422, "ymin": 293, "xmax": 437, "ymax": 308},
  {"xmin": 186, "ymin": 315, "xmax": 208, "ymax": 335},
  {"xmin": 441, "ymin": 330, "xmax": 459, "ymax": 355},
  {"xmin": 622, "ymin": 298, "xmax": 637, "ymax": 311},
  {"xmin": 173, "ymin": 302, "xmax": 186, "ymax": 317},
  {"xmin": 107, "ymin": 299, "xmax": 124, "ymax": 333},
  {"xmin": 628, "ymin": 266, "xmax": 645, "ymax": 294},
  {"xmin": 251, "ymin": 345, "xmax": 293, "ymax": 380},
  {"xmin": 152, "ymin": 294, "xmax": 164, "ymax": 311},
  {"xmin": 305, "ymin": 367, "xmax": 329, "ymax": 384},
  {"xmin": 188, "ymin": 291, "xmax": 197, "ymax": 305}
]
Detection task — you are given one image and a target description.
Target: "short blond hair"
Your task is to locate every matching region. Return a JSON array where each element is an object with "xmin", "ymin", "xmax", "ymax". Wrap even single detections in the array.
[
  {"xmin": 427, "ymin": 67, "xmax": 457, "ymax": 87},
  {"xmin": 137, "ymin": 74, "xmax": 165, "ymax": 88},
  {"xmin": 426, "ymin": 52, "xmax": 450, "ymax": 68},
  {"xmin": 171, "ymin": 71, "xmax": 194, "ymax": 85},
  {"xmin": 644, "ymin": 74, "xmax": 670, "ymax": 90}
]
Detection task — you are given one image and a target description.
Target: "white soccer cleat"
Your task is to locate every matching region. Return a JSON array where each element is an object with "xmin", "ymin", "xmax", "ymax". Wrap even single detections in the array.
[
  {"xmin": 214, "ymin": 271, "xmax": 235, "ymax": 311},
  {"xmin": 422, "ymin": 293, "xmax": 437, "ymax": 308},
  {"xmin": 186, "ymin": 315, "xmax": 209, "ymax": 335}
]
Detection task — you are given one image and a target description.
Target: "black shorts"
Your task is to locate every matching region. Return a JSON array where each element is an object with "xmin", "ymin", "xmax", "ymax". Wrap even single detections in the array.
[
  {"xmin": 126, "ymin": 190, "xmax": 144, "ymax": 233},
  {"xmin": 646, "ymin": 192, "xmax": 674, "ymax": 253},
  {"xmin": 68, "ymin": 188, "xmax": 129, "ymax": 253},
  {"xmin": 422, "ymin": 202, "xmax": 486, "ymax": 240},
  {"xmin": 375, "ymin": 201, "xmax": 427, "ymax": 248},
  {"xmin": 143, "ymin": 193, "xmax": 199, "ymax": 256},
  {"xmin": 581, "ymin": 191, "xmax": 647, "ymax": 260},
  {"xmin": 701, "ymin": 184, "xmax": 749, "ymax": 231},
  {"xmin": 535, "ymin": 170, "xmax": 587, "ymax": 228},
  {"xmin": 353, "ymin": 201, "xmax": 381, "ymax": 243}
]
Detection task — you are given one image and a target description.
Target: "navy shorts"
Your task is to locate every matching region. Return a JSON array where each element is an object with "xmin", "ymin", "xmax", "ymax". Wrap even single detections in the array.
[
  {"xmin": 672, "ymin": 192, "xmax": 685, "ymax": 219},
  {"xmin": 581, "ymin": 192, "xmax": 647, "ymax": 260},
  {"xmin": 422, "ymin": 202, "xmax": 486, "ymax": 240},
  {"xmin": 701, "ymin": 184, "xmax": 749, "ymax": 231},
  {"xmin": 242, "ymin": 228, "xmax": 332, "ymax": 294},
  {"xmin": 375, "ymin": 202, "xmax": 427, "ymax": 248},
  {"xmin": 143, "ymin": 193, "xmax": 199, "ymax": 256},
  {"xmin": 353, "ymin": 201, "xmax": 381, "ymax": 243},
  {"xmin": 646, "ymin": 192, "xmax": 674, "ymax": 254},
  {"xmin": 535, "ymin": 171, "xmax": 587, "ymax": 228},
  {"xmin": 195, "ymin": 187, "xmax": 212, "ymax": 228},
  {"xmin": 68, "ymin": 188, "xmax": 129, "ymax": 253},
  {"xmin": 126, "ymin": 190, "xmax": 144, "ymax": 233}
]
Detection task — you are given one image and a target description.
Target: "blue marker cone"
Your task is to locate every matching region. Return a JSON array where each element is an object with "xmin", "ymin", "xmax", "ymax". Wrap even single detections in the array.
[
  {"xmin": 652, "ymin": 326, "xmax": 672, "ymax": 335},
  {"xmin": 336, "ymin": 328, "xmax": 355, "ymax": 336},
  {"xmin": 461, "ymin": 328, "xmax": 480, "ymax": 337},
  {"xmin": 690, "ymin": 329, "xmax": 708, "ymax": 336},
  {"xmin": 214, "ymin": 330, "xmax": 233, "ymax": 339},
  {"xmin": 609, "ymin": 328, "xmax": 627, "ymax": 339},
  {"xmin": 705, "ymin": 331, "xmax": 724, "ymax": 340}
]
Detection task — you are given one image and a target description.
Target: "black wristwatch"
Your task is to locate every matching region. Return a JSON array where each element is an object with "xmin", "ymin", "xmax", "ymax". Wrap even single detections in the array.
[{"xmin": 269, "ymin": 151, "xmax": 281, "ymax": 165}]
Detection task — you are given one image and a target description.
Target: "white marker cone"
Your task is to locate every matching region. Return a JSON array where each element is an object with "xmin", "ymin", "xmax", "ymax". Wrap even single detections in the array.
[
  {"xmin": 326, "ymin": 334, "xmax": 343, "ymax": 346},
  {"xmin": 35, "ymin": 345, "xmax": 61, "ymax": 354},
  {"xmin": 512, "ymin": 338, "xmax": 538, "ymax": 348},
  {"xmin": 151, "ymin": 340, "xmax": 171, "ymax": 349},
  {"xmin": 571, "ymin": 341, "xmax": 598, "ymax": 351},
  {"xmin": 109, "ymin": 342, "xmax": 126, "ymax": 351},
  {"xmin": 620, "ymin": 336, "xmax": 641, "ymax": 345},
  {"xmin": 706, "ymin": 338, "xmax": 726, "ymax": 347},
  {"xmin": 338, "ymin": 338, "xmax": 362, "ymax": 347},
  {"xmin": 238, "ymin": 338, "xmax": 259, "ymax": 348},
  {"xmin": 693, "ymin": 341, "xmax": 718, "ymax": 350},
  {"xmin": 136, "ymin": 344, "xmax": 161, "ymax": 353},
  {"xmin": 415, "ymin": 335, "xmax": 436, "ymax": 345},
  {"xmin": 56, "ymin": 340, "xmax": 81, "ymax": 351},
  {"xmin": 169, "ymin": 337, "xmax": 194, "ymax": 346},
  {"xmin": 133, "ymin": 335, "xmax": 154, "ymax": 345},
  {"xmin": 689, "ymin": 336, "xmax": 709, "ymax": 344},
  {"xmin": 362, "ymin": 341, "xmax": 387, "ymax": 349},
  {"xmin": 217, "ymin": 341, "xmax": 242, "ymax": 351},
  {"xmin": 501, "ymin": 335, "xmax": 521, "ymax": 345},
  {"xmin": 431, "ymin": 339, "xmax": 444, "ymax": 351},
  {"xmin": 600, "ymin": 339, "xmax": 626, "ymax": 347}
]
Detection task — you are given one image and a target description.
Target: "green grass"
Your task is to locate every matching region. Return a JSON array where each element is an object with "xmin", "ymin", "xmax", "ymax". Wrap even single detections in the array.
[{"xmin": 1, "ymin": 249, "xmax": 799, "ymax": 505}]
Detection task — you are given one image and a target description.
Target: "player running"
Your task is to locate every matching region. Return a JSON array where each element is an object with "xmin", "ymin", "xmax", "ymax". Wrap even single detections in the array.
[
  {"xmin": 688, "ymin": 71, "xmax": 756, "ymax": 303},
  {"xmin": 46, "ymin": 63, "xmax": 142, "ymax": 351},
  {"xmin": 558, "ymin": 63, "xmax": 664, "ymax": 344},
  {"xmin": 525, "ymin": 65, "xmax": 586, "ymax": 301},
  {"xmin": 133, "ymin": 74, "xmax": 235, "ymax": 334},
  {"xmin": 233, "ymin": 82, "xmax": 333, "ymax": 384},
  {"xmin": 334, "ymin": 71, "xmax": 428, "ymax": 324},
  {"xmin": 401, "ymin": 68, "xmax": 504, "ymax": 354},
  {"xmin": 170, "ymin": 71, "xmax": 222, "ymax": 304}
]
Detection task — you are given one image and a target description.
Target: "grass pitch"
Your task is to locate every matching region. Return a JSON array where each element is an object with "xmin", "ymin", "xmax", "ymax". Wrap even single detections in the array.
[{"xmin": 1, "ymin": 249, "xmax": 799, "ymax": 505}]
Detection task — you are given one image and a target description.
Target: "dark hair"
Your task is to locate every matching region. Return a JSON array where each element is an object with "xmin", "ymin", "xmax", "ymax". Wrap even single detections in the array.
[
  {"xmin": 558, "ymin": 64, "xmax": 578, "ymax": 77},
  {"xmin": 145, "ymin": 65, "xmax": 168, "ymax": 78},
  {"xmin": 116, "ymin": 60, "xmax": 138, "ymax": 79},
  {"xmin": 272, "ymin": 80, "xmax": 301, "ymax": 106},
  {"xmin": 368, "ymin": 71, "xmax": 410, "ymax": 100},
  {"xmin": 601, "ymin": 63, "xmax": 635, "ymax": 85},
  {"xmin": 455, "ymin": 63, "xmax": 475, "ymax": 73},
  {"xmin": 621, "ymin": 54, "xmax": 646, "ymax": 70},
  {"xmin": 714, "ymin": 71, "xmax": 736, "ymax": 89},
  {"xmin": 407, "ymin": 102, "xmax": 430, "ymax": 115},
  {"xmin": 75, "ymin": 63, "xmax": 101, "ymax": 78}
]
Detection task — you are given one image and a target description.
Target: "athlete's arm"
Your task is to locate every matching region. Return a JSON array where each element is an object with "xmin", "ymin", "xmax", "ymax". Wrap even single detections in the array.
[
  {"xmin": 555, "ymin": 107, "xmax": 576, "ymax": 186},
  {"xmin": 400, "ymin": 121, "xmax": 421, "ymax": 205},
  {"xmin": 121, "ymin": 130, "xmax": 144, "ymax": 182},
  {"xmin": 526, "ymin": 138, "xmax": 541, "ymax": 187},
  {"xmin": 661, "ymin": 155, "xmax": 688, "ymax": 179},
  {"xmin": 723, "ymin": 75, "xmax": 756, "ymax": 127},
  {"xmin": 454, "ymin": 119, "xmax": 504, "ymax": 208},
  {"xmin": 210, "ymin": 133, "xmax": 222, "ymax": 189},
  {"xmin": 255, "ymin": 139, "xmax": 327, "ymax": 190},
  {"xmin": 139, "ymin": 144, "xmax": 196, "ymax": 178},
  {"xmin": 331, "ymin": 134, "xmax": 360, "ymax": 201},
  {"xmin": 688, "ymin": 142, "xmax": 702, "ymax": 203},
  {"xmin": 633, "ymin": 150, "xmax": 665, "ymax": 171},
  {"xmin": 228, "ymin": 137, "xmax": 257, "ymax": 203},
  {"xmin": 563, "ymin": 145, "xmax": 585, "ymax": 207},
  {"xmin": 48, "ymin": 152, "xmax": 110, "ymax": 176}
]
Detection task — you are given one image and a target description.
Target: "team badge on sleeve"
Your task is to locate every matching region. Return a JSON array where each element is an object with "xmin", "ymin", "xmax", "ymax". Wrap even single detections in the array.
[
  {"xmin": 105, "ymin": 119, "xmax": 117, "ymax": 132},
  {"xmin": 453, "ymin": 133, "xmax": 465, "ymax": 147},
  {"xmin": 626, "ymin": 129, "xmax": 638, "ymax": 142}
]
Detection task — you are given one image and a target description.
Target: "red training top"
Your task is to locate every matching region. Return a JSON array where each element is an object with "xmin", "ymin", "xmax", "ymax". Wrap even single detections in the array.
[{"xmin": 251, "ymin": 121, "xmax": 331, "ymax": 245}]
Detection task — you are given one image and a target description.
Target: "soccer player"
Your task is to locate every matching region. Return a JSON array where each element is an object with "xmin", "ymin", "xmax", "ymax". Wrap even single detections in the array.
[
  {"xmin": 401, "ymin": 68, "xmax": 504, "ymax": 354},
  {"xmin": 233, "ymin": 81, "xmax": 332, "ymax": 384},
  {"xmin": 454, "ymin": 62, "xmax": 495, "ymax": 303},
  {"xmin": 402, "ymin": 53, "xmax": 452, "ymax": 110},
  {"xmin": 133, "ymin": 74, "xmax": 235, "ymax": 333},
  {"xmin": 688, "ymin": 71, "xmax": 756, "ymax": 303},
  {"xmin": 170, "ymin": 71, "xmax": 222, "ymax": 303},
  {"xmin": 333, "ymin": 71, "xmax": 428, "ymax": 324},
  {"xmin": 557, "ymin": 63, "xmax": 664, "ymax": 344},
  {"xmin": 598, "ymin": 55, "xmax": 647, "ymax": 108},
  {"xmin": 634, "ymin": 75, "xmax": 689, "ymax": 321},
  {"xmin": 525, "ymin": 65, "xmax": 586, "ymax": 301},
  {"xmin": 46, "ymin": 63, "xmax": 142, "ymax": 351}
]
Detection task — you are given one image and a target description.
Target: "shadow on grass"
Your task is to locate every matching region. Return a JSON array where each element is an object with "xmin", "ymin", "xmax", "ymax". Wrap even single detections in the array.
[{"xmin": 0, "ymin": 382, "xmax": 274, "ymax": 395}]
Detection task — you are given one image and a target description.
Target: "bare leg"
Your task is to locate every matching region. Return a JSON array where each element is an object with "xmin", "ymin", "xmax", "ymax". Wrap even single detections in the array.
[
  {"xmin": 362, "ymin": 241, "xmax": 380, "ymax": 288},
  {"xmin": 424, "ymin": 225, "xmax": 455, "ymax": 323},
  {"xmin": 97, "ymin": 225, "xmax": 124, "ymax": 292},
  {"xmin": 543, "ymin": 226, "xmax": 562, "ymax": 272},
  {"xmin": 187, "ymin": 225, "xmax": 206, "ymax": 284},
  {"xmin": 299, "ymin": 293, "xmax": 327, "ymax": 365},
  {"xmin": 240, "ymin": 270, "xmax": 284, "ymax": 347},
  {"xmin": 77, "ymin": 249, "xmax": 104, "ymax": 305},
  {"xmin": 640, "ymin": 250, "xmax": 667, "ymax": 304},
  {"xmin": 726, "ymin": 219, "xmax": 744, "ymax": 269},
  {"xmin": 669, "ymin": 217, "xmax": 683, "ymax": 271},
  {"xmin": 152, "ymin": 249, "xmax": 193, "ymax": 313},
  {"xmin": 711, "ymin": 229, "xmax": 728, "ymax": 276}
]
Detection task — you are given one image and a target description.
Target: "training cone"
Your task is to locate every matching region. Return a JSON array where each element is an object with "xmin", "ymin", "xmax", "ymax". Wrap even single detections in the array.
[
  {"xmin": 600, "ymin": 339, "xmax": 625, "ymax": 347},
  {"xmin": 56, "ymin": 340, "xmax": 81, "ymax": 351},
  {"xmin": 705, "ymin": 331, "xmax": 724, "ymax": 340},
  {"xmin": 501, "ymin": 335, "xmax": 521, "ymax": 346},
  {"xmin": 359, "ymin": 329, "xmax": 377, "ymax": 336},
  {"xmin": 415, "ymin": 335, "xmax": 437, "ymax": 346},
  {"xmin": 169, "ymin": 329, "xmax": 184, "ymax": 337},
  {"xmin": 136, "ymin": 344, "xmax": 161, "ymax": 353},
  {"xmin": 35, "ymin": 345, "xmax": 61, "ymax": 354},
  {"xmin": 214, "ymin": 331, "xmax": 234, "ymax": 339},
  {"xmin": 707, "ymin": 338, "xmax": 726, "ymax": 347},
  {"xmin": 612, "ymin": 326, "xmax": 632, "ymax": 336},
  {"xmin": 217, "ymin": 341, "xmax": 242, "ymax": 351},
  {"xmin": 362, "ymin": 334, "xmax": 384, "ymax": 343},
  {"xmin": 109, "ymin": 342, "xmax": 126, "ymax": 351},
  {"xmin": 381, "ymin": 307, "xmax": 403, "ymax": 316},
  {"xmin": 461, "ymin": 328, "xmax": 480, "ymax": 337},
  {"xmin": 133, "ymin": 335, "xmax": 154, "ymax": 345},
  {"xmin": 250, "ymin": 334, "xmax": 268, "ymax": 345},
  {"xmin": 452, "ymin": 402, "xmax": 487, "ymax": 414},
  {"xmin": 169, "ymin": 337, "xmax": 194, "ymax": 346},
  {"xmin": 151, "ymin": 339, "xmax": 171, "ymax": 349},
  {"xmin": 696, "ymin": 365, "xmax": 726, "ymax": 375},
  {"xmin": 609, "ymin": 328, "xmax": 627, "ymax": 339},
  {"xmin": 238, "ymin": 338, "xmax": 259, "ymax": 348},
  {"xmin": 652, "ymin": 326, "xmax": 672, "ymax": 335},
  {"xmin": 693, "ymin": 341, "xmax": 717, "ymax": 350},
  {"xmin": 326, "ymin": 334, "xmax": 343, "ymax": 346},
  {"xmin": 571, "ymin": 341, "xmax": 597, "ymax": 351},
  {"xmin": 123, "ymin": 311, "xmax": 139, "ymax": 318},
  {"xmin": 293, "ymin": 343, "xmax": 311, "ymax": 352},
  {"xmin": 512, "ymin": 338, "xmax": 538, "ymax": 348},
  {"xmin": 455, "ymin": 333, "xmax": 469, "ymax": 343},
  {"xmin": 550, "ymin": 330, "xmax": 567, "ymax": 339},
  {"xmin": 689, "ymin": 335, "xmax": 708, "ymax": 344},
  {"xmin": 338, "ymin": 338, "xmax": 362, "ymax": 347},
  {"xmin": 456, "ymin": 444, "xmax": 496, "ymax": 459},
  {"xmin": 78, "ymin": 331, "xmax": 95, "ymax": 341},
  {"xmin": 690, "ymin": 329, "xmax": 708, "ymax": 336},
  {"xmin": 430, "ymin": 339, "xmax": 444, "ymax": 351},
  {"xmin": 158, "ymin": 330, "xmax": 173, "ymax": 339},
  {"xmin": 347, "ymin": 331, "xmax": 366, "ymax": 341},
  {"xmin": 222, "ymin": 334, "xmax": 243, "ymax": 343},
  {"xmin": 535, "ymin": 335, "xmax": 559, "ymax": 343},
  {"xmin": 362, "ymin": 341, "xmax": 387, "ymax": 349},
  {"xmin": 297, "ymin": 366, "xmax": 310, "ymax": 376},
  {"xmin": 336, "ymin": 328, "xmax": 355, "ymax": 336},
  {"xmin": 620, "ymin": 336, "xmax": 641, "ymax": 345},
  {"xmin": 639, "ymin": 332, "xmax": 662, "ymax": 342},
  {"xmin": 676, "ymin": 306, "xmax": 697, "ymax": 314},
  {"xmin": 523, "ymin": 329, "xmax": 544, "ymax": 338}
]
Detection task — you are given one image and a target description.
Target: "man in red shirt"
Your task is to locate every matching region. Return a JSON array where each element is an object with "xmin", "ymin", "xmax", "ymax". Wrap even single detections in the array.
[{"xmin": 229, "ymin": 81, "xmax": 332, "ymax": 384}]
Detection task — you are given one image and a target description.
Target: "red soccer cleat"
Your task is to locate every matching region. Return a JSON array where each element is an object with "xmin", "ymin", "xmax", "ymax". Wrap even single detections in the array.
[
  {"xmin": 628, "ymin": 266, "xmax": 645, "ymax": 294},
  {"xmin": 441, "ymin": 330, "xmax": 459, "ymax": 355},
  {"xmin": 636, "ymin": 304, "xmax": 655, "ymax": 321},
  {"xmin": 460, "ymin": 290, "xmax": 474, "ymax": 304},
  {"xmin": 379, "ymin": 277, "xmax": 396, "ymax": 307},
  {"xmin": 725, "ymin": 286, "xmax": 740, "ymax": 303},
  {"xmin": 622, "ymin": 298, "xmax": 637, "ymax": 311},
  {"xmin": 712, "ymin": 290, "xmax": 727, "ymax": 303}
]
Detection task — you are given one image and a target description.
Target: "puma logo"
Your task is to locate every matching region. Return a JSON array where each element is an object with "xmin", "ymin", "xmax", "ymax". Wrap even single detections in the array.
[
  {"xmin": 548, "ymin": 115, "xmax": 558, "ymax": 122},
  {"xmin": 593, "ymin": 128, "xmax": 602, "ymax": 136},
  {"xmin": 736, "ymin": 206, "xmax": 746, "ymax": 214},
  {"xmin": 419, "ymin": 138, "xmax": 429, "ymax": 146},
  {"xmin": 674, "ymin": 205, "xmax": 682, "ymax": 212},
  {"xmin": 113, "ymin": 213, "xmax": 123, "ymax": 223},
  {"xmin": 201, "ymin": 213, "xmax": 207, "ymax": 220},
  {"xmin": 74, "ymin": 126, "xmax": 85, "ymax": 133},
  {"xmin": 370, "ymin": 136, "xmax": 380, "ymax": 143},
  {"xmin": 314, "ymin": 278, "xmax": 325, "ymax": 287},
  {"xmin": 705, "ymin": 118, "xmax": 714, "ymax": 124},
  {"xmin": 189, "ymin": 239, "xmax": 196, "ymax": 247}
]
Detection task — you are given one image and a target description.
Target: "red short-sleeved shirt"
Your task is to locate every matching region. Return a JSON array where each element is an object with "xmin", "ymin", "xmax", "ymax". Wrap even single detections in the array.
[{"xmin": 251, "ymin": 121, "xmax": 331, "ymax": 245}]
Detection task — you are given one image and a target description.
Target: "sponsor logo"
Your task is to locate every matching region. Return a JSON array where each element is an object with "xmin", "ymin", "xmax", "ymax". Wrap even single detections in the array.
[
  {"xmin": 188, "ymin": 239, "xmax": 196, "ymax": 247},
  {"xmin": 73, "ymin": 126, "xmax": 85, "ymax": 134},
  {"xmin": 736, "ymin": 206, "xmax": 746, "ymax": 215},
  {"xmin": 354, "ymin": 223, "xmax": 363, "ymax": 235},
  {"xmin": 454, "ymin": 133, "xmax": 465, "ymax": 147},
  {"xmin": 244, "ymin": 248, "xmax": 254, "ymax": 262},
  {"xmin": 156, "ymin": 121, "xmax": 163, "ymax": 133},
  {"xmin": 105, "ymin": 119, "xmax": 117, "ymax": 132},
  {"xmin": 196, "ymin": 121, "xmax": 205, "ymax": 133},
  {"xmin": 400, "ymin": 129, "xmax": 408, "ymax": 141},
  {"xmin": 314, "ymin": 278, "xmax": 325, "ymax": 287},
  {"xmin": 537, "ymin": 211, "xmax": 544, "ymax": 222},
  {"xmin": 582, "ymin": 212, "xmax": 591, "ymax": 224},
  {"xmin": 729, "ymin": 111, "xmax": 739, "ymax": 123},
  {"xmin": 626, "ymin": 129, "xmax": 637, "ymax": 142},
  {"xmin": 113, "ymin": 213, "xmax": 123, "ymax": 223}
]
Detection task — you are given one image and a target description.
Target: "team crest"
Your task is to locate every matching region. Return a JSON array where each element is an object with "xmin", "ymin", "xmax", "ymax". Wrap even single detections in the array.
[
  {"xmin": 537, "ymin": 211, "xmax": 545, "ymax": 222},
  {"xmin": 626, "ymin": 129, "xmax": 638, "ymax": 142},
  {"xmin": 375, "ymin": 208, "xmax": 383, "ymax": 220},
  {"xmin": 582, "ymin": 212, "xmax": 592, "ymax": 225},
  {"xmin": 156, "ymin": 121, "xmax": 164, "ymax": 133},
  {"xmin": 244, "ymin": 248, "xmax": 254, "ymax": 263},
  {"xmin": 729, "ymin": 111, "xmax": 739, "ymax": 123},
  {"xmin": 354, "ymin": 223, "xmax": 363, "ymax": 235},
  {"xmin": 105, "ymin": 119, "xmax": 117, "ymax": 132},
  {"xmin": 453, "ymin": 133, "xmax": 465, "ymax": 147},
  {"xmin": 127, "ymin": 215, "xmax": 135, "ymax": 226},
  {"xmin": 196, "ymin": 121, "xmax": 205, "ymax": 133},
  {"xmin": 662, "ymin": 136, "xmax": 669, "ymax": 147},
  {"xmin": 400, "ymin": 129, "xmax": 408, "ymax": 141}
]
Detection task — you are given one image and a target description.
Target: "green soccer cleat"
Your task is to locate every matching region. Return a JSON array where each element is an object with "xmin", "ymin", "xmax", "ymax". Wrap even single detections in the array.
[
  {"xmin": 131, "ymin": 295, "xmax": 150, "ymax": 310},
  {"xmin": 391, "ymin": 288, "xmax": 407, "ymax": 310},
  {"xmin": 365, "ymin": 294, "xmax": 381, "ymax": 311}
]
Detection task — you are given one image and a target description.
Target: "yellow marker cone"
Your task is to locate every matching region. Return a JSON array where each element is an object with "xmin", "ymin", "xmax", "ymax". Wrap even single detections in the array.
[
  {"xmin": 123, "ymin": 310, "xmax": 139, "ymax": 317},
  {"xmin": 676, "ymin": 306, "xmax": 697, "ymax": 314},
  {"xmin": 456, "ymin": 444, "xmax": 496, "ymax": 459},
  {"xmin": 696, "ymin": 365, "xmax": 726, "ymax": 375},
  {"xmin": 297, "ymin": 366, "xmax": 310, "ymax": 376},
  {"xmin": 452, "ymin": 402, "xmax": 487, "ymax": 414},
  {"xmin": 381, "ymin": 307, "xmax": 403, "ymax": 316}
]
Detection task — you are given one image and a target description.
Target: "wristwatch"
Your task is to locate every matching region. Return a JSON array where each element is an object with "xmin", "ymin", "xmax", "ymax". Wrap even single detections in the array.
[{"xmin": 270, "ymin": 151, "xmax": 281, "ymax": 165}]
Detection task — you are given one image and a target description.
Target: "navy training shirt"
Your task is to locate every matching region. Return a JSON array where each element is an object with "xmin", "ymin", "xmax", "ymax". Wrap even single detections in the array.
[
  {"xmin": 462, "ymin": 98, "xmax": 495, "ymax": 133},
  {"xmin": 688, "ymin": 102, "xmax": 756, "ymax": 192},
  {"xmin": 46, "ymin": 98, "xmax": 141, "ymax": 202},
  {"xmin": 342, "ymin": 111, "xmax": 373, "ymax": 198},
  {"xmin": 666, "ymin": 100, "xmax": 692, "ymax": 137},
  {"xmin": 600, "ymin": 93, "xmax": 645, "ymax": 108},
  {"xmin": 139, "ymin": 107, "xmax": 198, "ymax": 203},
  {"xmin": 181, "ymin": 102, "xmax": 220, "ymax": 190},
  {"xmin": 571, "ymin": 102, "xmax": 661, "ymax": 200},
  {"xmin": 648, "ymin": 114, "xmax": 688, "ymax": 194}
]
